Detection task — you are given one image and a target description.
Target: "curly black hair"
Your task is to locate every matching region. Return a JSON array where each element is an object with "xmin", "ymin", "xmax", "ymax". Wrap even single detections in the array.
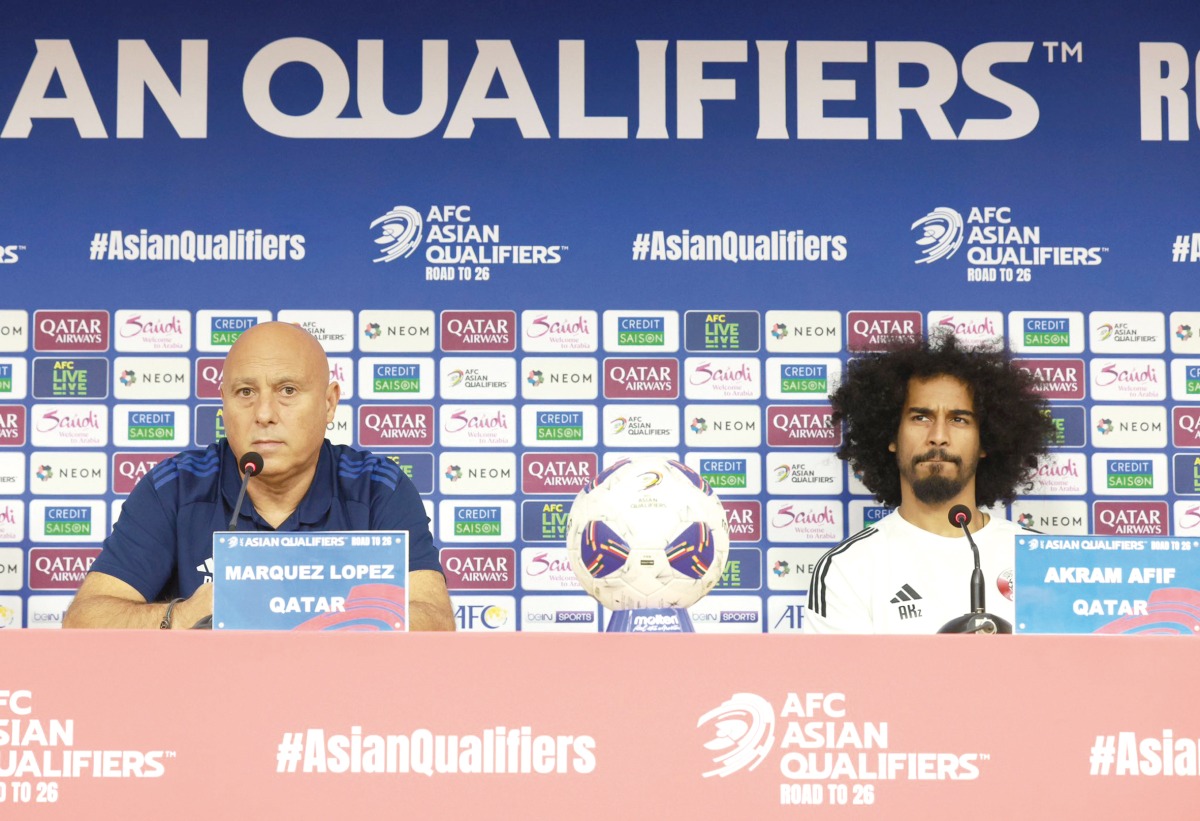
[{"xmin": 831, "ymin": 333, "xmax": 1055, "ymax": 508}]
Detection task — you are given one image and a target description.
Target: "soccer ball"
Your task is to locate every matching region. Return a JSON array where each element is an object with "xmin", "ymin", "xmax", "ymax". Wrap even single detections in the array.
[{"xmin": 566, "ymin": 457, "xmax": 730, "ymax": 611}]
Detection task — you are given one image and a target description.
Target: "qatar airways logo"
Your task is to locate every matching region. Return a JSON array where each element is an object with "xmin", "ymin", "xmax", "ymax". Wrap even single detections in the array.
[
  {"xmin": 440, "ymin": 311, "xmax": 516, "ymax": 352},
  {"xmin": 114, "ymin": 310, "xmax": 190, "ymax": 352},
  {"xmin": 522, "ymin": 453, "xmax": 595, "ymax": 495},
  {"xmin": 522, "ymin": 311, "xmax": 597, "ymax": 353},
  {"xmin": 112, "ymin": 452, "xmax": 173, "ymax": 494},
  {"xmin": 603, "ymin": 358, "xmax": 678, "ymax": 399},
  {"xmin": 0, "ymin": 406, "xmax": 26, "ymax": 446},
  {"xmin": 1093, "ymin": 502, "xmax": 1167, "ymax": 536},
  {"xmin": 33, "ymin": 310, "xmax": 109, "ymax": 352},
  {"xmin": 723, "ymin": 501, "xmax": 762, "ymax": 542},
  {"xmin": 766, "ymin": 405, "xmax": 839, "ymax": 448},
  {"xmin": 846, "ymin": 311, "xmax": 922, "ymax": 352},
  {"xmin": 1015, "ymin": 358, "xmax": 1086, "ymax": 400},
  {"xmin": 358, "ymin": 406, "xmax": 434, "ymax": 447}
]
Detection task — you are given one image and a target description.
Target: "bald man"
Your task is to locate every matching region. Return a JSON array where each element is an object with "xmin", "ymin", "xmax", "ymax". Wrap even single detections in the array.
[{"xmin": 65, "ymin": 322, "xmax": 455, "ymax": 631}]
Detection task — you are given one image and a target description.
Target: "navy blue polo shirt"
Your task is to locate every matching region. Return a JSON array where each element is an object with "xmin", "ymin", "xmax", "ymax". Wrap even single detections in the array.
[{"xmin": 91, "ymin": 439, "xmax": 441, "ymax": 602}]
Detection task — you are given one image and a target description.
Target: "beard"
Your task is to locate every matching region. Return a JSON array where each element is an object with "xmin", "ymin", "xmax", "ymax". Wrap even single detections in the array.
[{"xmin": 901, "ymin": 448, "xmax": 979, "ymax": 505}]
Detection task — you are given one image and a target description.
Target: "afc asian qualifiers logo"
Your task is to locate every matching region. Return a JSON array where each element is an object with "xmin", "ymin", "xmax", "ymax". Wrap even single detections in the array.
[
  {"xmin": 912, "ymin": 207, "xmax": 964, "ymax": 264},
  {"xmin": 698, "ymin": 693, "xmax": 776, "ymax": 777},
  {"xmin": 372, "ymin": 206, "xmax": 423, "ymax": 262}
]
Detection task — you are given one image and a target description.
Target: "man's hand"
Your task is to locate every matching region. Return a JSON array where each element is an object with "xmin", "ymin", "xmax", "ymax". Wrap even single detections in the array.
[
  {"xmin": 63, "ymin": 572, "xmax": 213, "ymax": 629},
  {"xmin": 408, "ymin": 569, "xmax": 456, "ymax": 631}
]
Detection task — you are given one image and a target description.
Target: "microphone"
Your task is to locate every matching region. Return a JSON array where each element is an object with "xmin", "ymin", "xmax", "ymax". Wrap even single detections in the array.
[
  {"xmin": 228, "ymin": 451, "xmax": 264, "ymax": 530},
  {"xmin": 195, "ymin": 451, "xmax": 264, "ymax": 629},
  {"xmin": 937, "ymin": 504, "xmax": 1013, "ymax": 635}
]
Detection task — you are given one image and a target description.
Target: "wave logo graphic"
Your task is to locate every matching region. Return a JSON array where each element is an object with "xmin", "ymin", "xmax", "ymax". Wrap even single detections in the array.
[
  {"xmin": 371, "ymin": 205, "xmax": 424, "ymax": 263},
  {"xmin": 912, "ymin": 207, "xmax": 964, "ymax": 264},
  {"xmin": 296, "ymin": 584, "xmax": 407, "ymax": 631},
  {"xmin": 1094, "ymin": 587, "xmax": 1200, "ymax": 635},
  {"xmin": 697, "ymin": 692, "xmax": 776, "ymax": 777}
]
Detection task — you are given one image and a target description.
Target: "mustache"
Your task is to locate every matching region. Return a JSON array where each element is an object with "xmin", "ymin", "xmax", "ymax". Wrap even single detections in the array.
[{"xmin": 911, "ymin": 448, "xmax": 962, "ymax": 469}]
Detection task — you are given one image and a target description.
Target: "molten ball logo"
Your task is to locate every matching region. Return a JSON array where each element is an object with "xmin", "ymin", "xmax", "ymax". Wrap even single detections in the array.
[{"xmin": 697, "ymin": 692, "xmax": 776, "ymax": 777}]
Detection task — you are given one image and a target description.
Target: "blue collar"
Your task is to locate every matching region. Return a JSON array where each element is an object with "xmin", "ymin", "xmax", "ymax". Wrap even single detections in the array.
[{"xmin": 218, "ymin": 440, "xmax": 335, "ymax": 530}]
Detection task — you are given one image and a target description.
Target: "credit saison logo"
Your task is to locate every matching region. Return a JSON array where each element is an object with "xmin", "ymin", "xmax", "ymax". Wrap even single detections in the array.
[
  {"xmin": 615, "ymin": 316, "xmax": 664, "ymax": 347},
  {"xmin": 374, "ymin": 204, "xmax": 564, "ymax": 278},
  {"xmin": 698, "ymin": 458, "xmax": 748, "ymax": 490},
  {"xmin": 373, "ymin": 363, "xmax": 420, "ymax": 393},
  {"xmin": 453, "ymin": 506, "xmax": 502, "ymax": 537},
  {"xmin": 126, "ymin": 410, "xmax": 175, "ymax": 441},
  {"xmin": 780, "ymin": 364, "xmax": 827, "ymax": 394},
  {"xmin": 42, "ymin": 505, "xmax": 92, "ymax": 537},
  {"xmin": 210, "ymin": 315, "xmax": 257, "ymax": 346},
  {"xmin": 1106, "ymin": 459, "xmax": 1155, "ymax": 490},
  {"xmin": 536, "ymin": 411, "xmax": 582, "ymax": 441}
]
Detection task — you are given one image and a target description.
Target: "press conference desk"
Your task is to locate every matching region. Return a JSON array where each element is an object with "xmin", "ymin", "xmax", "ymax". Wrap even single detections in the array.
[{"xmin": 3, "ymin": 632, "xmax": 1194, "ymax": 819}]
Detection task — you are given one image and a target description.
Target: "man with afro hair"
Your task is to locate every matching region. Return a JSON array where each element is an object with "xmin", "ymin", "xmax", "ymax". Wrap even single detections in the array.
[{"xmin": 804, "ymin": 333, "xmax": 1055, "ymax": 634}]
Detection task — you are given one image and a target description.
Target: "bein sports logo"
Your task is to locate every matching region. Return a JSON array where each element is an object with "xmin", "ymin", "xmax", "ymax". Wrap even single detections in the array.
[
  {"xmin": 372, "ymin": 205, "xmax": 423, "ymax": 263},
  {"xmin": 697, "ymin": 692, "xmax": 776, "ymax": 777},
  {"xmin": 912, "ymin": 207, "xmax": 964, "ymax": 264}
]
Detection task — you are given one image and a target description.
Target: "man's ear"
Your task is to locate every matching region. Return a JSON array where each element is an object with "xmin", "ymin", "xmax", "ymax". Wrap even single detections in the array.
[{"xmin": 888, "ymin": 440, "xmax": 896, "ymax": 453}]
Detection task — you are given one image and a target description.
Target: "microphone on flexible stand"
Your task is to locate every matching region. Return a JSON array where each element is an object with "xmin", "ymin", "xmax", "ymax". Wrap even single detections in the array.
[
  {"xmin": 937, "ymin": 504, "xmax": 1012, "ymax": 635},
  {"xmin": 193, "ymin": 451, "xmax": 263, "ymax": 630},
  {"xmin": 228, "ymin": 451, "xmax": 264, "ymax": 530}
]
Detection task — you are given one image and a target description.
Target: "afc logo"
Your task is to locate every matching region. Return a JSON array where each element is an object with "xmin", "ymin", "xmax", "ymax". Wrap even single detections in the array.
[{"xmin": 0, "ymin": 246, "xmax": 21, "ymax": 264}]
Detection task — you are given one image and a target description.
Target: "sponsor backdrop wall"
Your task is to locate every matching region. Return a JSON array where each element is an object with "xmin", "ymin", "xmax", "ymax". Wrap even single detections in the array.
[{"xmin": 1, "ymin": 0, "xmax": 1198, "ymax": 631}]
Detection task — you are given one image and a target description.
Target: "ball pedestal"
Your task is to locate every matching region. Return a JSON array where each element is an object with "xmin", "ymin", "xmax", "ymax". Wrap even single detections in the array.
[{"xmin": 606, "ymin": 607, "xmax": 695, "ymax": 632}]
